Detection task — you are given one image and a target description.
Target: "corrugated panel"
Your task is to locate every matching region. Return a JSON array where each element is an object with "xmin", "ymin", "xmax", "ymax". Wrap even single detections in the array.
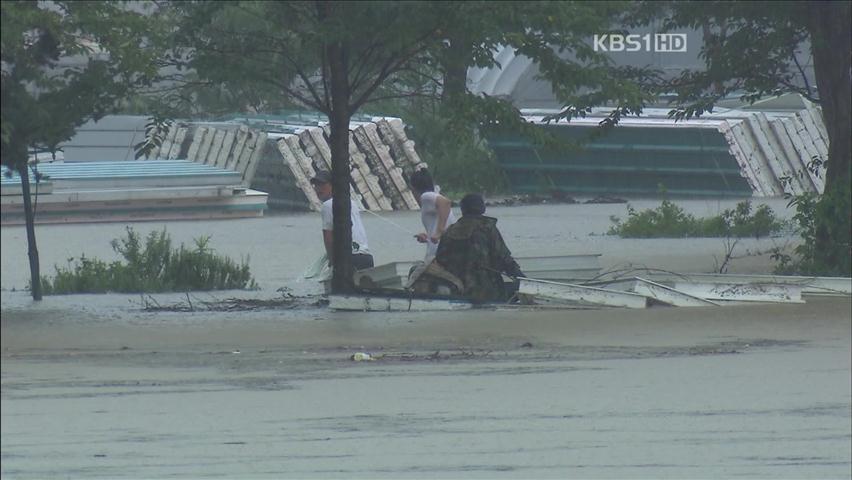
[
  {"xmin": 490, "ymin": 124, "xmax": 753, "ymax": 197},
  {"xmin": 493, "ymin": 103, "xmax": 828, "ymax": 198},
  {"xmin": 2, "ymin": 161, "xmax": 242, "ymax": 190},
  {"xmin": 58, "ymin": 115, "xmax": 151, "ymax": 162}
]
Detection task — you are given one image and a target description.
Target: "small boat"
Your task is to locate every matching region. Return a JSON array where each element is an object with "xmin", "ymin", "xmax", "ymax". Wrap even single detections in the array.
[{"xmin": 350, "ymin": 254, "xmax": 604, "ymax": 291}]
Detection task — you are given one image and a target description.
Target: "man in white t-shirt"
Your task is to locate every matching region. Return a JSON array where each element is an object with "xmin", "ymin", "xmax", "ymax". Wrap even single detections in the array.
[
  {"xmin": 408, "ymin": 169, "xmax": 456, "ymax": 262},
  {"xmin": 310, "ymin": 170, "xmax": 374, "ymax": 271}
]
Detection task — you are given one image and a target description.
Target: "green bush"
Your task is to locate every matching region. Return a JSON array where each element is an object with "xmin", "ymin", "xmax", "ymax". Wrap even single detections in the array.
[
  {"xmin": 41, "ymin": 227, "xmax": 257, "ymax": 294},
  {"xmin": 608, "ymin": 200, "xmax": 786, "ymax": 238},
  {"xmin": 773, "ymin": 184, "xmax": 851, "ymax": 276}
]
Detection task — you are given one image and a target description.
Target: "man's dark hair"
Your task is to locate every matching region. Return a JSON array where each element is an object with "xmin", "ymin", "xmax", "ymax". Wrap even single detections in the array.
[
  {"xmin": 409, "ymin": 169, "xmax": 434, "ymax": 193},
  {"xmin": 460, "ymin": 193, "xmax": 486, "ymax": 215},
  {"xmin": 310, "ymin": 170, "xmax": 332, "ymax": 185}
]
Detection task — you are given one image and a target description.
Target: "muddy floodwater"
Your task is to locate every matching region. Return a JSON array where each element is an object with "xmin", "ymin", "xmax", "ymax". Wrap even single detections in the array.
[{"xmin": 2, "ymin": 200, "xmax": 851, "ymax": 478}]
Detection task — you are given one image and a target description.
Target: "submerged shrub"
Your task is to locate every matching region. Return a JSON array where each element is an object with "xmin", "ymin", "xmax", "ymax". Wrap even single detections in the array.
[
  {"xmin": 772, "ymin": 184, "xmax": 851, "ymax": 276},
  {"xmin": 608, "ymin": 200, "xmax": 786, "ymax": 239},
  {"xmin": 41, "ymin": 227, "xmax": 256, "ymax": 294}
]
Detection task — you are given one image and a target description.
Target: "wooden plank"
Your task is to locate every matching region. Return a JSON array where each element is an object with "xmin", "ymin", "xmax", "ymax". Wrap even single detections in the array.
[
  {"xmin": 374, "ymin": 118, "xmax": 427, "ymax": 178},
  {"xmin": 672, "ymin": 281, "xmax": 804, "ymax": 303},
  {"xmin": 185, "ymin": 126, "xmax": 208, "ymax": 163},
  {"xmin": 230, "ymin": 130, "xmax": 256, "ymax": 180},
  {"xmin": 729, "ymin": 120, "xmax": 782, "ymax": 195},
  {"xmin": 0, "ymin": 182, "xmax": 53, "ymax": 196},
  {"xmin": 1, "ymin": 189, "xmax": 267, "ymax": 211},
  {"xmin": 744, "ymin": 115, "xmax": 789, "ymax": 194},
  {"xmin": 517, "ymin": 254, "xmax": 601, "ymax": 272},
  {"xmin": 297, "ymin": 128, "xmax": 325, "ymax": 171},
  {"xmin": 385, "ymin": 117, "xmax": 428, "ymax": 171},
  {"xmin": 1, "ymin": 161, "xmax": 242, "ymax": 190},
  {"xmin": 632, "ymin": 277, "xmax": 720, "ymax": 307},
  {"xmin": 792, "ymin": 112, "xmax": 825, "ymax": 164},
  {"xmin": 788, "ymin": 115, "xmax": 822, "ymax": 172},
  {"xmin": 342, "ymin": 126, "xmax": 393, "ymax": 211},
  {"xmin": 518, "ymin": 278, "xmax": 648, "ymax": 308},
  {"xmin": 755, "ymin": 113, "xmax": 809, "ymax": 195},
  {"xmin": 778, "ymin": 118, "xmax": 825, "ymax": 193},
  {"xmin": 3, "ymin": 160, "xmax": 235, "ymax": 175},
  {"xmin": 214, "ymin": 129, "xmax": 237, "ymax": 169},
  {"xmin": 300, "ymin": 127, "xmax": 361, "ymax": 203},
  {"xmin": 2, "ymin": 195, "xmax": 268, "ymax": 225},
  {"xmin": 284, "ymin": 135, "xmax": 318, "ymax": 180},
  {"xmin": 152, "ymin": 123, "xmax": 179, "ymax": 160},
  {"xmin": 169, "ymin": 126, "xmax": 189, "ymax": 160},
  {"xmin": 277, "ymin": 136, "xmax": 322, "ymax": 211},
  {"xmin": 194, "ymin": 127, "xmax": 217, "ymax": 166},
  {"xmin": 363, "ymin": 123, "xmax": 419, "ymax": 209},
  {"xmin": 718, "ymin": 121, "xmax": 765, "ymax": 196},
  {"xmin": 768, "ymin": 117, "xmax": 820, "ymax": 192},
  {"xmin": 0, "ymin": 185, "xmax": 259, "ymax": 206},
  {"xmin": 374, "ymin": 119, "xmax": 409, "ymax": 174},
  {"xmin": 346, "ymin": 129, "xmax": 391, "ymax": 211},
  {"xmin": 353, "ymin": 125, "xmax": 407, "ymax": 209},
  {"xmin": 516, "ymin": 255, "xmax": 602, "ymax": 282},
  {"xmin": 644, "ymin": 272, "xmax": 850, "ymax": 295},
  {"xmin": 804, "ymin": 101, "xmax": 829, "ymax": 146},
  {"xmin": 797, "ymin": 110, "xmax": 829, "ymax": 161},
  {"xmin": 226, "ymin": 126, "xmax": 250, "ymax": 171},
  {"xmin": 205, "ymin": 129, "xmax": 227, "ymax": 168},
  {"xmin": 240, "ymin": 131, "xmax": 267, "ymax": 185},
  {"xmin": 307, "ymin": 127, "xmax": 333, "ymax": 170},
  {"xmin": 329, "ymin": 294, "xmax": 473, "ymax": 312},
  {"xmin": 322, "ymin": 125, "xmax": 380, "ymax": 211}
]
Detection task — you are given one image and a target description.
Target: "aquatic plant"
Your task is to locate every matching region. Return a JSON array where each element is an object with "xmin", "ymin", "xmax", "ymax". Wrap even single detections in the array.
[
  {"xmin": 608, "ymin": 200, "xmax": 787, "ymax": 239},
  {"xmin": 39, "ymin": 227, "xmax": 257, "ymax": 294}
]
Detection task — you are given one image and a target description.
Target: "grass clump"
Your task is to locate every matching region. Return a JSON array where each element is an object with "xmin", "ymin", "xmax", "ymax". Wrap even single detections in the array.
[
  {"xmin": 608, "ymin": 200, "xmax": 786, "ymax": 239},
  {"xmin": 41, "ymin": 227, "xmax": 257, "ymax": 294}
]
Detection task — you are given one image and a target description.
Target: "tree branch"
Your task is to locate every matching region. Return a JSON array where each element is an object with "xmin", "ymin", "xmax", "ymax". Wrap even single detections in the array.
[{"xmin": 350, "ymin": 41, "xmax": 434, "ymax": 111}]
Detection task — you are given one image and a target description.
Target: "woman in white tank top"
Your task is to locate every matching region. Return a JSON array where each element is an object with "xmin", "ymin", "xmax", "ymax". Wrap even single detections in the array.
[{"xmin": 409, "ymin": 169, "xmax": 456, "ymax": 262}]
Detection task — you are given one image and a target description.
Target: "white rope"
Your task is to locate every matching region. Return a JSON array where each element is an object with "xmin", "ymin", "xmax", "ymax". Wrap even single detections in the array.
[{"xmin": 361, "ymin": 208, "xmax": 418, "ymax": 236}]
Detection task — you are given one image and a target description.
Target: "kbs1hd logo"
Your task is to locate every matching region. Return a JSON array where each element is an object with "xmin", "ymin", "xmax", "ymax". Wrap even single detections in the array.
[{"xmin": 593, "ymin": 33, "xmax": 687, "ymax": 53}]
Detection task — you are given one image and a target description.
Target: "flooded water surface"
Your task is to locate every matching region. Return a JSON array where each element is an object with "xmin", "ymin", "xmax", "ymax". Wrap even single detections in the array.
[{"xmin": 2, "ymin": 201, "xmax": 850, "ymax": 478}]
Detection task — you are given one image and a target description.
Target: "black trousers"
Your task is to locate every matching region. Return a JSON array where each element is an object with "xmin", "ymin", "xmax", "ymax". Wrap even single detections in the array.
[{"xmin": 352, "ymin": 253, "xmax": 375, "ymax": 271}]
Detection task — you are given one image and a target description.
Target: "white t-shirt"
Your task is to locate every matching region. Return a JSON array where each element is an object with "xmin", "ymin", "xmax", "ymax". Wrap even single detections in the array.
[
  {"xmin": 321, "ymin": 198, "xmax": 370, "ymax": 255},
  {"xmin": 420, "ymin": 191, "xmax": 456, "ymax": 261}
]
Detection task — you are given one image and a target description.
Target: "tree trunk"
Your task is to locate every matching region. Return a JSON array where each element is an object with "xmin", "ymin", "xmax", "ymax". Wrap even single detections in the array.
[
  {"xmin": 441, "ymin": 28, "xmax": 471, "ymax": 105},
  {"xmin": 17, "ymin": 162, "xmax": 43, "ymax": 301},
  {"xmin": 327, "ymin": 38, "xmax": 355, "ymax": 293},
  {"xmin": 809, "ymin": 1, "xmax": 852, "ymax": 193},
  {"xmin": 808, "ymin": 1, "xmax": 851, "ymax": 269}
]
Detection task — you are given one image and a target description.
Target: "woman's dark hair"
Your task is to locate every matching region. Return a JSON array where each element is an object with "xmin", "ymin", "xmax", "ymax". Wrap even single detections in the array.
[
  {"xmin": 460, "ymin": 193, "xmax": 486, "ymax": 215},
  {"xmin": 409, "ymin": 169, "xmax": 434, "ymax": 193}
]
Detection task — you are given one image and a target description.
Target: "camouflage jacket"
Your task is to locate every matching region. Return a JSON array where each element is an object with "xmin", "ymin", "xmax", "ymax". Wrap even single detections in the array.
[{"xmin": 435, "ymin": 215, "xmax": 524, "ymax": 303}]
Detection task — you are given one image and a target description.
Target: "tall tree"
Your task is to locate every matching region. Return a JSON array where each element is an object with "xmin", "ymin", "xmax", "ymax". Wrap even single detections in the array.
[
  {"xmin": 1, "ymin": 1, "xmax": 166, "ymax": 299},
  {"xmin": 365, "ymin": 1, "xmax": 656, "ymax": 192},
  {"xmin": 166, "ymin": 1, "xmax": 446, "ymax": 292},
  {"xmin": 629, "ymin": 0, "xmax": 850, "ymax": 274},
  {"xmin": 164, "ymin": 2, "xmax": 654, "ymax": 290}
]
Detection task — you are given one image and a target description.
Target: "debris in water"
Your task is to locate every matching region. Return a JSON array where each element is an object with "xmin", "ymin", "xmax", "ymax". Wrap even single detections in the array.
[{"xmin": 350, "ymin": 352, "xmax": 374, "ymax": 361}]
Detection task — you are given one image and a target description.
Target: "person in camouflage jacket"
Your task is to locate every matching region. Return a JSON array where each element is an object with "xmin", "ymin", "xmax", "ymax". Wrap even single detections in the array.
[{"xmin": 434, "ymin": 194, "xmax": 525, "ymax": 303}]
